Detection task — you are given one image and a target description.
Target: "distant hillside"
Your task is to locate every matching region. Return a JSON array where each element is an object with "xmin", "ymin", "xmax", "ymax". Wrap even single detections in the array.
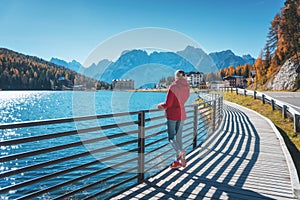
[{"xmin": 0, "ymin": 48, "xmax": 109, "ymax": 90}]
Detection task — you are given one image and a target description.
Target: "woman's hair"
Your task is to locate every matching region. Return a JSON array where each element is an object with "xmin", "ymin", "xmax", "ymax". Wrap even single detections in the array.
[{"xmin": 175, "ymin": 70, "xmax": 186, "ymax": 79}]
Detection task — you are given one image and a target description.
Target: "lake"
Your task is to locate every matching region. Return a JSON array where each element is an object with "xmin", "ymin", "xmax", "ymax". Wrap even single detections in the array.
[
  {"xmin": 0, "ymin": 90, "xmax": 199, "ymax": 199},
  {"xmin": 0, "ymin": 90, "xmax": 197, "ymax": 123}
]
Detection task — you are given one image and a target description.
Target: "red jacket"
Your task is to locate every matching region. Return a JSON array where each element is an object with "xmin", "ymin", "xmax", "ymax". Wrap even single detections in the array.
[{"xmin": 158, "ymin": 78, "xmax": 190, "ymax": 120}]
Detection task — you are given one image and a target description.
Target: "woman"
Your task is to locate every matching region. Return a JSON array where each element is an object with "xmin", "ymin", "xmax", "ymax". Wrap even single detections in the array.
[{"xmin": 158, "ymin": 70, "xmax": 190, "ymax": 169}]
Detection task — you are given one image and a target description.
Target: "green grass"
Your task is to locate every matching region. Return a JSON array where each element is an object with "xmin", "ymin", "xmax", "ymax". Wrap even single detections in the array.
[{"xmin": 223, "ymin": 91, "xmax": 300, "ymax": 151}]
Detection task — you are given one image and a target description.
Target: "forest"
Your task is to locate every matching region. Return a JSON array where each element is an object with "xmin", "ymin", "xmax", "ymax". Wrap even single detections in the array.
[
  {"xmin": 0, "ymin": 48, "xmax": 110, "ymax": 90},
  {"xmin": 217, "ymin": 0, "xmax": 299, "ymax": 89}
]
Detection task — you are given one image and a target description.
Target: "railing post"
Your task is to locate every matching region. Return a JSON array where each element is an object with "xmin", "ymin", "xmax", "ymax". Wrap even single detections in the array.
[
  {"xmin": 215, "ymin": 98, "xmax": 220, "ymax": 126},
  {"xmin": 262, "ymin": 94, "xmax": 265, "ymax": 104},
  {"xmin": 271, "ymin": 99, "xmax": 275, "ymax": 111},
  {"xmin": 236, "ymin": 88, "xmax": 238, "ymax": 95},
  {"xmin": 254, "ymin": 91, "xmax": 257, "ymax": 99},
  {"xmin": 217, "ymin": 97, "xmax": 221, "ymax": 127},
  {"xmin": 244, "ymin": 89, "xmax": 247, "ymax": 96},
  {"xmin": 220, "ymin": 96, "xmax": 223, "ymax": 118},
  {"xmin": 193, "ymin": 105, "xmax": 198, "ymax": 149},
  {"xmin": 138, "ymin": 111, "xmax": 145, "ymax": 183},
  {"xmin": 282, "ymin": 105, "xmax": 287, "ymax": 119},
  {"xmin": 294, "ymin": 114, "xmax": 300, "ymax": 133},
  {"xmin": 212, "ymin": 100, "xmax": 216, "ymax": 132}
]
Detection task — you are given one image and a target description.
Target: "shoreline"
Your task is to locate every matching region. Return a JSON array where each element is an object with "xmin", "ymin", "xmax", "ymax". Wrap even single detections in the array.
[
  {"xmin": 0, "ymin": 88, "xmax": 202, "ymax": 93},
  {"xmin": 128, "ymin": 89, "xmax": 168, "ymax": 92},
  {"xmin": 130, "ymin": 88, "xmax": 201, "ymax": 93}
]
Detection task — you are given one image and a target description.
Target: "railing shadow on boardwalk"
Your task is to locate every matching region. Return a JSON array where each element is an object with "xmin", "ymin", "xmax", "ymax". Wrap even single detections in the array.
[{"xmin": 114, "ymin": 104, "xmax": 275, "ymax": 200}]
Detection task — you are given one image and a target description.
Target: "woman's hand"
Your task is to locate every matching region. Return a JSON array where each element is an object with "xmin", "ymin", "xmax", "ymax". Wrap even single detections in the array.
[{"xmin": 157, "ymin": 104, "xmax": 165, "ymax": 110}]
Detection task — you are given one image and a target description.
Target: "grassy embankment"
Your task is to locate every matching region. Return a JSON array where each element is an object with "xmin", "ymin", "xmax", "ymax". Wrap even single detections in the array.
[{"xmin": 223, "ymin": 91, "xmax": 300, "ymax": 151}]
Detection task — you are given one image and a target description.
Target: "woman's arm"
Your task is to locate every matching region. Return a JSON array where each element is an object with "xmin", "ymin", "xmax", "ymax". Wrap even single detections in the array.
[{"xmin": 158, "ymin": 89, "xmax": 174, "ymax": 110}]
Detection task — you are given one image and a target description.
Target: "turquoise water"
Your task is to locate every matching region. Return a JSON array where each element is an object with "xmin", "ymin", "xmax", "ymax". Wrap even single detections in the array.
[
  {"xmin": 0, "ymin": 91, "xmax": 199, "ymax": 199},
  {"xmin": 0, "ymin": 90, "xmax": 168, "ymax": 123},
  {"xmin": 0, "ymin": 90, "xmax": 195, "ymax": 123}
]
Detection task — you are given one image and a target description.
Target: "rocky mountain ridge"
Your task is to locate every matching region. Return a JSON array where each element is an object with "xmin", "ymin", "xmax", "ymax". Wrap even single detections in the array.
[
  {"xmin": 50, "ymin": 46, "xmax": 255, "ymax": 83},
  {"xmin": 208, "ymin": 50, "xmax": 255, "ymax": 69},
  {"xmin": 50, "ymin": 58, "xmax": 82, "ymax": 73}
]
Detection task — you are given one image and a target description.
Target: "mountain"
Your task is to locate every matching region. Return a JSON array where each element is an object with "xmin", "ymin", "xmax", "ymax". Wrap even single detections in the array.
[
  {"xmin": 46, "ymin": 47, "xmax": 255, "ymax": 87},
  {"xmin": 50, "ymin": 57, "xmax": 83, "ymax": 72},
  {"xmin": 79, "ymin": 46, "xmax": 254, "ymax": 87},
  {"xmin": 242, "ymin": 54, "xmax": 255, "ymax": 64},
  {"xmin": 83, "ymin": 59, "xmax": 113, "ymax": 80},
  {"xmin": 177, "ymin": 45, "xmax": 217, "ymax": 73},
  {"xmin": 84, "ymin": 46, "xmax": 218, "ymax": 87},
  {"xmin": 209, "ymin": 50, "xmax": 255, "ymax": 69},
  {"xmin": 98, "ymin": 49, "xmax": 210, "ymax": 87}
]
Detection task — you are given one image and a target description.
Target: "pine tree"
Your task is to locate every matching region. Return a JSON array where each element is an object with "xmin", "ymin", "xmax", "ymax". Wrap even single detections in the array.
[
  {"xmin": 266, "ymin": 14, "xmax": 281, "ymax": 55},
  {"xmin": 264, "ymin": 14, "xmax": 280, "ymax": 68}
]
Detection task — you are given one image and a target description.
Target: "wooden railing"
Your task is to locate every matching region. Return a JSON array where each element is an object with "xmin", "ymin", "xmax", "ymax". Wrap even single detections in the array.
[{"xmin": 0, "ymin": 94, "xmax": 223, "ymax": 199}]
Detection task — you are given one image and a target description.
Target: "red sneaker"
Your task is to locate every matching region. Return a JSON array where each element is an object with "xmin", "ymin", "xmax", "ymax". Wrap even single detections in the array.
[
  {"xmin": 169, "ymin": 160, "xmax": 181, "ymax": 169},
  {"xmin": 179, "ymin": 150, "xmax": 186, "ymax": 167},
  {"xmin": 181, "ymin": 160, "xmax": 187, "ymax": 168}
]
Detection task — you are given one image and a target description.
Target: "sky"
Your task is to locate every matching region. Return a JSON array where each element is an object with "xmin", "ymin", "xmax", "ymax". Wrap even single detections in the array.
[{"xmin": 0, "ymin": 0, "xmax": 285, "ymax": 66}]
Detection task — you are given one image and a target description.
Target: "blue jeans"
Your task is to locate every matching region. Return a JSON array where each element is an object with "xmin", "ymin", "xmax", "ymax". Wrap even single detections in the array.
[{"xmin": 167, "ymin": 120, "xmax": 184, "ymax": 159}]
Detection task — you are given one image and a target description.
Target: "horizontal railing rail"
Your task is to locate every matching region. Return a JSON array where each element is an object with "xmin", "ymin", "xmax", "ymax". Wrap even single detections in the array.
[
  {"xmin": 0, "ymin": 94, "xmax": 223, "ymax": 199},
  {"xmin": 221, "ymin": 87, "xmax": 300, "ymax": 133}
]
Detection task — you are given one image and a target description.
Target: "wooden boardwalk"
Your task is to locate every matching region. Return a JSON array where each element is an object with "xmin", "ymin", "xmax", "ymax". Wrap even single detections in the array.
[{"xmin": 112, "ymin": 101, "xmax": 300, "ymax": 200}]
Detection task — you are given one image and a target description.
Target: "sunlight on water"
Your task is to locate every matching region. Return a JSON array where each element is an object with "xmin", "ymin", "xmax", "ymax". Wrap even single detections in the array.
[
  {"xmin": 0, "ymin": 90, "xmax": 46, "ymax": 100},
  {"xmin": 0, "ymin": 91, "xmax": 51, "ymax": 123}
]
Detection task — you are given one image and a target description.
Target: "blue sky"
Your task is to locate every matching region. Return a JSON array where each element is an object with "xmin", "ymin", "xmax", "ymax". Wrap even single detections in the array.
[{"xmin": 0, "ymin": 0, "xmax": 285, "ymax": 65}]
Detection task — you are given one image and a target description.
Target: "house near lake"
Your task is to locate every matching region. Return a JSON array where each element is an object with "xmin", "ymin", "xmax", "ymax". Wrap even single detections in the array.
[{"xmin": 186, "ymin": 72, "xmax": 205, "ymax": 88}]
